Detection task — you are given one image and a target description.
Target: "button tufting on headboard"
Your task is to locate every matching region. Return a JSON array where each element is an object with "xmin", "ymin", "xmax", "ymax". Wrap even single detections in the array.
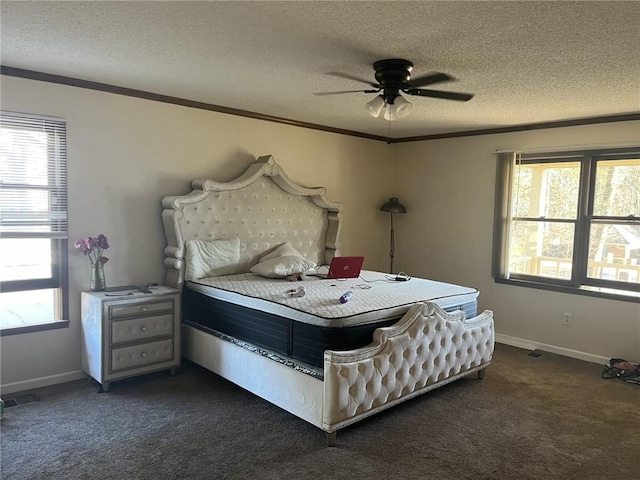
[{"xmin": 161, "ymin": 155, "xmax": 343, "ymax": 289}]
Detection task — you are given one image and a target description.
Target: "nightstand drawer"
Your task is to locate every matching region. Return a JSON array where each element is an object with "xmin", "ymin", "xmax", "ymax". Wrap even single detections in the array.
[
  {"xmin": 111, "ymin": 313, "xmax": 174, "ymax": 344},
  {"xmin": 110, "ymin": 339, "xmax": 174, "ymax": 373},
  {"xmin": 109, "ymin": 299, "xmax": 174, "ymax": 319}
]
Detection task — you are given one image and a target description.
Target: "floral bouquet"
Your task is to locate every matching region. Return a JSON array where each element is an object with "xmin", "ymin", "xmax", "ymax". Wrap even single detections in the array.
[{"xmin": 74, "ymin": 234, "xmax": 110, "ymax": 265}]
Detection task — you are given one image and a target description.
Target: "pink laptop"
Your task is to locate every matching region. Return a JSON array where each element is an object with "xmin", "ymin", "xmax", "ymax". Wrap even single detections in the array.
[{"xmin": 325, "ymin": 256, "xmax": 365, "ymax": 279}]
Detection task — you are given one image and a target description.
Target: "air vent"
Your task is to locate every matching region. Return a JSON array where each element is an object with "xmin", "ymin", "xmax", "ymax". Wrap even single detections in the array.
[{"xmin": 3, "ymin": 393, "xmax": 40, "ymax": 407}]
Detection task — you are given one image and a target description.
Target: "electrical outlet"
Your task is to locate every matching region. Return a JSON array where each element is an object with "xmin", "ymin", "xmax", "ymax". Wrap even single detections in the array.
[{"xmin": 563, "ymin": 313, "xmax": 572, "ymax": 326}]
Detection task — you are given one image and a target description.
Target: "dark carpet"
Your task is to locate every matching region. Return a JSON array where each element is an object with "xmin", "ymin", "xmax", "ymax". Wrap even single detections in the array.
[{"xmin": 1, "ymin": 344, "xmax": 638, "ymax": 480}]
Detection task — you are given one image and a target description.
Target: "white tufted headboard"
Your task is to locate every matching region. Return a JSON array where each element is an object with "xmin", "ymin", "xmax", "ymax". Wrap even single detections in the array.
[{"xmin": 161, "ymin": 155, "xmax": 343, "ymax": 290}]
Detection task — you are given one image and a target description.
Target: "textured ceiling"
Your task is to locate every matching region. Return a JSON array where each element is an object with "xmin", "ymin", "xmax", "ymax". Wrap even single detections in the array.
[{"xmin": 1, "ymin": 1, "xmax": 639, "ymax": 139}]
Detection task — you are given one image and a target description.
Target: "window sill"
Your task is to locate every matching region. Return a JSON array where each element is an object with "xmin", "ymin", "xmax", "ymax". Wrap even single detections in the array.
[
  {"xmin": 0, "ymin": 319, "xmax": 70, "ymax": 336},
  {"xmin": 494, "ymin": 277, "xmax": 640, "ymax": 303}
]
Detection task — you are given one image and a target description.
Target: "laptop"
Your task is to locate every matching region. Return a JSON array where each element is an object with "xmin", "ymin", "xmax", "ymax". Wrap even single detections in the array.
[{"xmin": 321, "ymin": 256, "xmax": 365, "ymax": 279}]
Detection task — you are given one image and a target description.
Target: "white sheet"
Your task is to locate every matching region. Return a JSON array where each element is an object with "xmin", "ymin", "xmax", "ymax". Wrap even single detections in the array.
[{"xmin": 187, "ymin": 270, "xmax": 478, "ymax": 328}]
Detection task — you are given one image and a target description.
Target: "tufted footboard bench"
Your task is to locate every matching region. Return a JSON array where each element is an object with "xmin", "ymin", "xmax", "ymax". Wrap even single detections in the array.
[
  {"xmin": 322, "ymin": 302, "xmax": 494, "ymax": 445},
  {"xmin": 184, "ymin": 300, "xmax": 494, "ymax": 446}
]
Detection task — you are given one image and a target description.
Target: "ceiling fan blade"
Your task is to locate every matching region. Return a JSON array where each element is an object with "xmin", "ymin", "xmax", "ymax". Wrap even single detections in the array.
[
  {"xmin": 406, "ymin": 72, "xmax": 454, "ymax": 88},
  {"xmin": 404, "ymin": 88, "xmax": 474, "ymax": 102},
  {"xmin": 326, "ymin": 71, "xmax": 379, "ymax": 88},
  {"xmin": 313, "ymin": 89, "xmax": 379, "ymax": 96}
]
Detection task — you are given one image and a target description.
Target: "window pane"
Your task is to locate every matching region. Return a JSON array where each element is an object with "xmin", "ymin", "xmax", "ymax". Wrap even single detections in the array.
[
  {"xmin": 0, "ymin": 112, "xmax": 68, "ymax": 327},
  {"xmin": 512, "ymin": 161, "xmax": 581, "ymax": 219},
  {"xmin": 509, "ymin": 220, "xmax": 575, "ymax": 279},
  {"xmin": 0, "ymin": 289, "xmax": 57, "ymax": 327},
  {"xmin": 587, "ymin": 223, "xmax": 640, "ymax": 284},
  {"xmin": 0, "ymin": 128, "xmax": 48, "ymax": 186},
  {"xmin": 0, "ymin": 188, "xmax": 56, "ymax": 233},
  {"xmin": 593, "ymin": 159, "xmax": 640, "ymax": 217},
  {"xmin": 0, "ymin": 112, "xmax": 68, "ymax": 237},
  {"xmin": 0, "ymin": 238, "xmax": 52, "ymax": 281}
]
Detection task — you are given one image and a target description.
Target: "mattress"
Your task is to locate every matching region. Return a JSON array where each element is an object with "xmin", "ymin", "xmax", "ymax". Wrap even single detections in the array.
[
  {"xmin": 183, "ymin": 271, "xmax": 479, "ymax": 368},
  {"xmin": 187, "ymin": 270, "xmax": 479, "ymax": 328}
]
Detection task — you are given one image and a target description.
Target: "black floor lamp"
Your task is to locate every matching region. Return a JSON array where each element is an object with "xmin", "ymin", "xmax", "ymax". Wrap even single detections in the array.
[{"xmin": 380, "ymin": 197, "xmax": 407, "ymax": 273}]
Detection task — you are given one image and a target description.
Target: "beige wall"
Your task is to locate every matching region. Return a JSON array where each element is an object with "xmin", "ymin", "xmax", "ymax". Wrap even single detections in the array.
[
  {"xmin": 1, "ymin": 74, "xmax": 638, "ymax": 393},
  {"xmin": 393, "ymin": 122, "xmax": 640, "ymax": 363},
  {"xmin": 0, "ymin": 76, "xmax": 393, "ymax": 392}
]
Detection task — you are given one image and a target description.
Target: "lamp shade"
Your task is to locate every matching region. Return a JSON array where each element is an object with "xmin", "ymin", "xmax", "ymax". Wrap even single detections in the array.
[
  {"xmin": 365, "ymin": 95, "xmax": 386, "ymax": 118},
  {"xmin": 380, "ymin": 197, "xmax": 407, "ymax": 214},
  {"xmin": 383, "ymin": 95, "xmax": 414, "ymax": 121}
]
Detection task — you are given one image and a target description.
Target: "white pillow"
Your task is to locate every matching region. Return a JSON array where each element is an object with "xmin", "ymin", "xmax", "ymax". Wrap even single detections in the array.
[
  {"xmin": 250, "ymin": 254, "xmax": 316, "ymax": 279},
  {"xmin": 184, "ymin": 238, "xmax": 240, "ymax": 281},
  {"xmin": 258, "ymin": 242, "xmax": 305, "ymax": 263}
]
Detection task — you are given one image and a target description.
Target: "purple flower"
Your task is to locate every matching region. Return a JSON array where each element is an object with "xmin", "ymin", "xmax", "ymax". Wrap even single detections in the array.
[
  {"xmin": 97, "ymin": 234, "xmax": 109, "ymax": 250},
  {"xmin": 73, "ymin": 238, "xmax": 87, "ymax": 253},
  {"xmin": 74, "ymin": 234, "xmax": 110, "ymax": 264}
]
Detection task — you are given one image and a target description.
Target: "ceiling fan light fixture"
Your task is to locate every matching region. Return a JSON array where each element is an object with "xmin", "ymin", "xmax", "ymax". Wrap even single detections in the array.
[
  {"xmin": 383, "ymin": 95, "xmax": 413, "ymax": 121},
  {"xmin": 365, "ymin": 95, "xmax": 386, "ymax": 118},
  {"xmin": 320, "ymin": 59, "xmax": 473, "ymax": 123}
]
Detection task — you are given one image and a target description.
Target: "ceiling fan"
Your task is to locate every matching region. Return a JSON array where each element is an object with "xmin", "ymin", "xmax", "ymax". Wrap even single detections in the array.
[{"xmin": 316, "ymin": 58, "xmax": 474, "ymax": 120}]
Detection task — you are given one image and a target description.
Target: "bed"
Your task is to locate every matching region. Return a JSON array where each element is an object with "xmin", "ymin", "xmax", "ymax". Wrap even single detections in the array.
[{"xmin": 162, "ymin": 155, "xmax": 495, "ymax": 445}]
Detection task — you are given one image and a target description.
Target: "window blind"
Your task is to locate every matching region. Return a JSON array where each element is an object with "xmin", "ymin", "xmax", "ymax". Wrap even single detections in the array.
[{"xmin": 0, "ymin": 111, "xmax": 67, "ymax": 239}]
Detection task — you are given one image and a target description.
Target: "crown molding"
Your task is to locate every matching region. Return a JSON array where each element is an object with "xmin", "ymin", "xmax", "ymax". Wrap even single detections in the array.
[
  {"xmin": 390, "ymin": 113, "xmax": 640, "ymax": 143},
  {"xmin": 3, "ymin": 65, "xmax": 638, "ymax": 143}
]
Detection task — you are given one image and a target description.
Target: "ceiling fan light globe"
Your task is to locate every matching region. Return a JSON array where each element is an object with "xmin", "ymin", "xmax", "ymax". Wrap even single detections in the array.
[
  {"xmin": 383, "ymin": 95, "xmax": 413, "ymax": 121},
  {"xmin": 383, "ymin": 104, "xmax": 399, "ymax": 121},
  {"xmin": 394, "ymin": 95, "xmax": 414, "ymax": 119},
  {"xmin": 365, "ymin": 95, "xmax": 385, "ymax": 118}
]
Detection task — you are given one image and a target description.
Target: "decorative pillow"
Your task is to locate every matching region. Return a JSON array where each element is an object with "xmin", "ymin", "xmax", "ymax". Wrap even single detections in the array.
[
  {"xmin": 258, "ymin": 242, "xmax": 306, "ymax": 263},
  {"xmin": 184, "ymin": 238, "xmax": 240, "ymax": 281},
  {"xmin": 250, "ymin": 254, "xmax": 316, "ymax": 279},
  {"xmin": 250, "ymin": 242, "xmax": 316, "ymax": 278}
]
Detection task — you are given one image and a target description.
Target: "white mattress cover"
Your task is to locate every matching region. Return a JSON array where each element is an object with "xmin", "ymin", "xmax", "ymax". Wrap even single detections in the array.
[{"xmin": 187, "ymin": 270, "xmax": 479, "ymax": 328}]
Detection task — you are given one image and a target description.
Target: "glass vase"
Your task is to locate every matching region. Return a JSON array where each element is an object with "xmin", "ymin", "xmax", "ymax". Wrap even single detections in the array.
[{"xmin": 90, "ymin": 262, "xmax": 106, "ymax": 292}]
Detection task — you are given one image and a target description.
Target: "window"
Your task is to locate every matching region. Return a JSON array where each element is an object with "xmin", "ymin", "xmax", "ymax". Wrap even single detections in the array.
[
  {"xmin": 0, "ymin": 111, "xmax": 69, "ymax": 334},
  {"xmin": 493, "ymin": 147, "xmax": 640, "ymax": 300}
]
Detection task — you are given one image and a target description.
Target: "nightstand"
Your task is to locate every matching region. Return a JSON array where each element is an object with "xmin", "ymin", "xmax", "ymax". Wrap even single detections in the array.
[{"xmin": 80, "ymin": 286, "xmax": 181, "ymax": 392}]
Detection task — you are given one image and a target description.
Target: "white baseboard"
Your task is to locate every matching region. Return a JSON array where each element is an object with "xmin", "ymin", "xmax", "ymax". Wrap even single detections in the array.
[
  {"xmin": 0, "ymin": 370, "xmax": 87, "ymax": 396},
  {"xmin": 495, "ymin": 334, "xmax": 609, "ymax": 365}
]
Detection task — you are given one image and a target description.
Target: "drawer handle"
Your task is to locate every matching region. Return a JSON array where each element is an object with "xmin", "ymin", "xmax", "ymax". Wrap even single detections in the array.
[
  {"xmin": 141, "ymin": 326, "xmax": 147, "ymax": 332},
  {"xmin": 141, "ymin": 352, "xmax": 147, "ymax": 358}
]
